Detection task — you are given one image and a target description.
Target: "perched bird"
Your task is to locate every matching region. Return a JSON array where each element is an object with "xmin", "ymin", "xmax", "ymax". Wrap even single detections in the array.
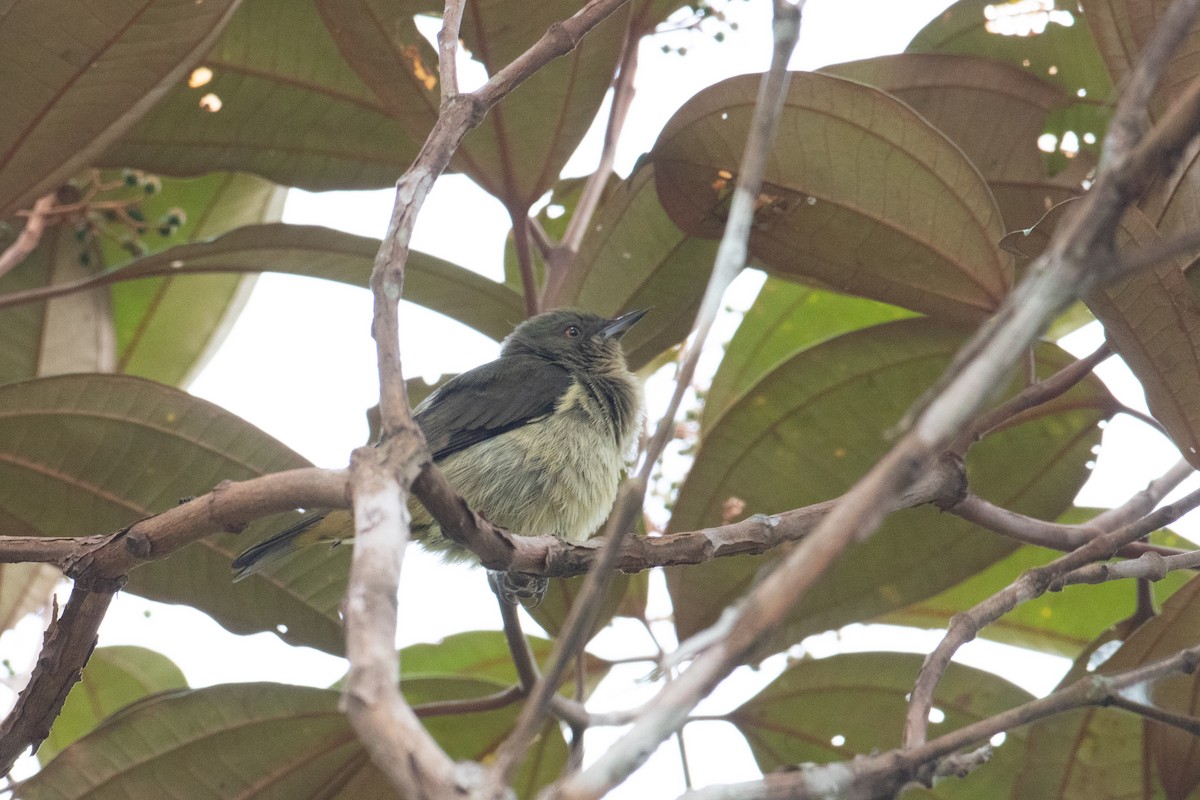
[{"xmin": 231, "ymin": 308, "xmax": 646, "ymax": 602}]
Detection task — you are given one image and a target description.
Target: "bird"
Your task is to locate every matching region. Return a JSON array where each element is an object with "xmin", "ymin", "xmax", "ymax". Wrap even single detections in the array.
[{"xmin": 231, "ymin": 308, "xmax": 647, "ymax": 603}]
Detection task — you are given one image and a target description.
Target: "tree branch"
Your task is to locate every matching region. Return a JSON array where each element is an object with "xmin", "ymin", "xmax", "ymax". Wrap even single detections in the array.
[
  {"xmin": 437, "ymin": 0, "xmax": 466, "ymax": 105},
  {"xmin": 948, "ymin": 342, "xmax": 1112, "ymax": 455}
]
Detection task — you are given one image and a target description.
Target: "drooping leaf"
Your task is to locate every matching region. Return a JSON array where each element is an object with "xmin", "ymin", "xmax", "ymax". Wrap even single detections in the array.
[
  {"xmin": 317, "ymin": 0, "xmax": 630, "ymax": 211},
  {"xmin": 39, "ymin": 646, "xmax": 188, "ymax": 765},
  {"xmin": 881, "ymin": 519, "xmax": 1193, "ymax": 658},
  {"xmin": 561, "ymin": 165, "xmax": 715, "ymax": 369},
  {"xmin": 0, "ymin": 373, "xmax": 346, "ymax": 655},
  {"xmin": 728, "ymin": 652, "xmax": 1033, "ymax": 798},
  {"xmin": 820, "ymin": 53, "xmax": 1087, "ymax": 232},
  {"xmin": 649, "ymin": 71, "xmax": 1012, "ymax": 324},
  {"xmin": 1086, "ymin": 207, "xmax": 1200, "ymax": 467},
  {"xmin": 0, "ymin": 0, "xmax": 241, "ymax": 216},
  {"xmin": 105, "ymin": 172, "xmax": 286, "ymax": 387},
  {"xmin": 0, "ymin": 222, "xmax": 113, "ymax": 383},
  {"xmin": 21, "ymin": 680, "xmax": 566, "ymax": 800},
  {"xmin": 100, "ymin": 0, "xmax": 422, "ymax": 190},
  {"xmin": 666, "ymin": 318, "xmax": 1116, "ymax": 656},
  {"xmin": 703, "ymin": 277, "xmax": 915, "ymax": 431},
  {"xmin": 97, "ymin": 222, "xmax": 524, "ymax": 343}
]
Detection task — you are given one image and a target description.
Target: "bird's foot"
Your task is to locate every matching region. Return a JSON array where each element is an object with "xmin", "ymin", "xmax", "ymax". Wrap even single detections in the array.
[{"xmin": 487, "ymin": 570, "xmax": 549, "ymax": 608}]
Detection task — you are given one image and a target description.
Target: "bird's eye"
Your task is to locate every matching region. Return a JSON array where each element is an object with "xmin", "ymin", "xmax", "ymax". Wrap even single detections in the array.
[{"xmin": 564, "ymin": 325, "xmax": 581, "ymax": 338}]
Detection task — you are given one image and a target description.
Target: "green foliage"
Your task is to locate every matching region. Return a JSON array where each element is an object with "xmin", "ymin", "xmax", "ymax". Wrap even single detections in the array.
[{"xmin": 3, "ymin": 1, "xmax": 1200, "ymax": 798}]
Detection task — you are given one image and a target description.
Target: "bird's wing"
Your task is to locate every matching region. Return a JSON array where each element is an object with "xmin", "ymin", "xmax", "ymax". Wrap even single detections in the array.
[{"xmin": 416, "ymin": 355, "xmax": 570, "ymax": 461}]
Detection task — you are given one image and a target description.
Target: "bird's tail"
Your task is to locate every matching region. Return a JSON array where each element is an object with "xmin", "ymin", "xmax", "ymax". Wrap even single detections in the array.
[{"xmin": 231, "ymin": 512, "xmax": 339, "ymax": 581}]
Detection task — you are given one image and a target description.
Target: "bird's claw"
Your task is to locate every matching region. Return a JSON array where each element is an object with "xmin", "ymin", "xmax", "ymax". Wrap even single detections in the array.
[{"xmin": 487, "ymin": 570, "xmax": 548, "ymax": 608}]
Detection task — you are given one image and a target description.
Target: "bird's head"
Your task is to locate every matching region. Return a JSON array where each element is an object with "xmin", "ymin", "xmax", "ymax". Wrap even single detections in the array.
[{"xmin": 501, "ymin": 308, "xmax": 648, "ymax": 372}]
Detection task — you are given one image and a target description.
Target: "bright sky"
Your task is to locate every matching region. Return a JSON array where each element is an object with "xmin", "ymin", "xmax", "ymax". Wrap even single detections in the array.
[{"xmin": 10, "ymin": 0, "xmax": 1198, "ymax": 794}]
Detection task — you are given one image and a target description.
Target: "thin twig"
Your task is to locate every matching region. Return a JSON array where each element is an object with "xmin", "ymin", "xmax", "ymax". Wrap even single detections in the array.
[
  {"xmin": 949, "ymin": 493, "xmax": 1189, "ymax": 557},
  {"xmin": 949, "ymin": 342, "xmax": 1112, "ymax": 455},
  {"xmin": 0, "ymin": 194, "xmax": 56, "ymax": 280},
  {"xmin": 437, "ymin": 0, "xmax": 466, "ymax": 105},
  {"xmin": 558, "ymin": 14, "xmax": 639, "ymax": 253},
  {"xmin": 1117, "ymin": 403, "xmax": 1170, "ymax": 436},
  {"xmin": 1055, "ymin": 546, "xmax": 1200, "ymax": 588},
  {"xmin": 511, "ymin": 210, "xmax": 540, "ymax": 316}
]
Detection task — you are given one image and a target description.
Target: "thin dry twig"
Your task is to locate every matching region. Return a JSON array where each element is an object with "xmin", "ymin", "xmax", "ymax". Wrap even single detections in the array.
[
  {"xmin": 947, "ymin": 457, "xmax": 1194, "ymax": 555},
  {"xmin": 949, "ymin": 342, "xmax": 1112, "ymax": 455},
  {"xmin": 438, "ymin": 0, "xmax": 466, "ymax": 105},
  {"xmin": 0, "ymin": 193, "xmax": 56, "ymax": 281}
]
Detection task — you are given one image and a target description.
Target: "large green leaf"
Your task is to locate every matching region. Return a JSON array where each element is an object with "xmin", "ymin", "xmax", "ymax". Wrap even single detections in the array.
[
  {"xmin": 727, "ymin": 653, "xmax": 1033, "ymax": 798},
  {"xmin": 0, "ymin": 222, "xmax": 113, "ymax": 383},
  {"xmin": 0, "ymin": 0, "xmax": 241, "ymax": 216},
  {"xmin": 101, "ymin": 0, "xmax": 422, "ymax": 190},
  {"xmin": 0, "ymin": 373, "xmax": 346, "ymax": 654},
  {"xmin": 39, "ymin": 646, "xmax": 188, "ymax": 765},
  {"xmin": 820, "ymin": 53, "xmax": 1087, "ymax": 233},
  {"xmin": 907, "ymin": 0, "xmax": 1110, "ymax": 173},
  {"xmin": 909, "ymin": 0, "xmax": 1111, "ymax": 97},
  {"xmin": 317, "ymin": 0, "xmax": 630, "ymax": 210},
  {"xmin": 98, "ymin": 222, "xmax": 525, "ymax": 342},
  {"xmin": 21, "ymin": 679, "xmax": 567, "ymax": 799},
  {"xmin": 649, "ymin": 72, "xmax": 1012, "ymax": 324},
  {"xmin": 1086, "ymin": 208, "xmax": 1200, "ymax": 467},
  {"xmin": 104, "ymin": 172, "xmax": 286, "ymax": 387},
  {"xmin": 561, "ymin": 165, "xmax": 715, "ymax": 370},
  {"xmin": 666, "ymin": 318, "xmax": 1117, "ymax": 655},
  {"xmin": 703, "ymin": 277, "xmax": 915, "ymax": 432}
]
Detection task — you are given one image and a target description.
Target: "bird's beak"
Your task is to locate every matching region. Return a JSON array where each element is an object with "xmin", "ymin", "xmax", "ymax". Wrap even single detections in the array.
[{"xmin": 600, "ymin": 308, "xmax": 649, "ymax": 339}]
